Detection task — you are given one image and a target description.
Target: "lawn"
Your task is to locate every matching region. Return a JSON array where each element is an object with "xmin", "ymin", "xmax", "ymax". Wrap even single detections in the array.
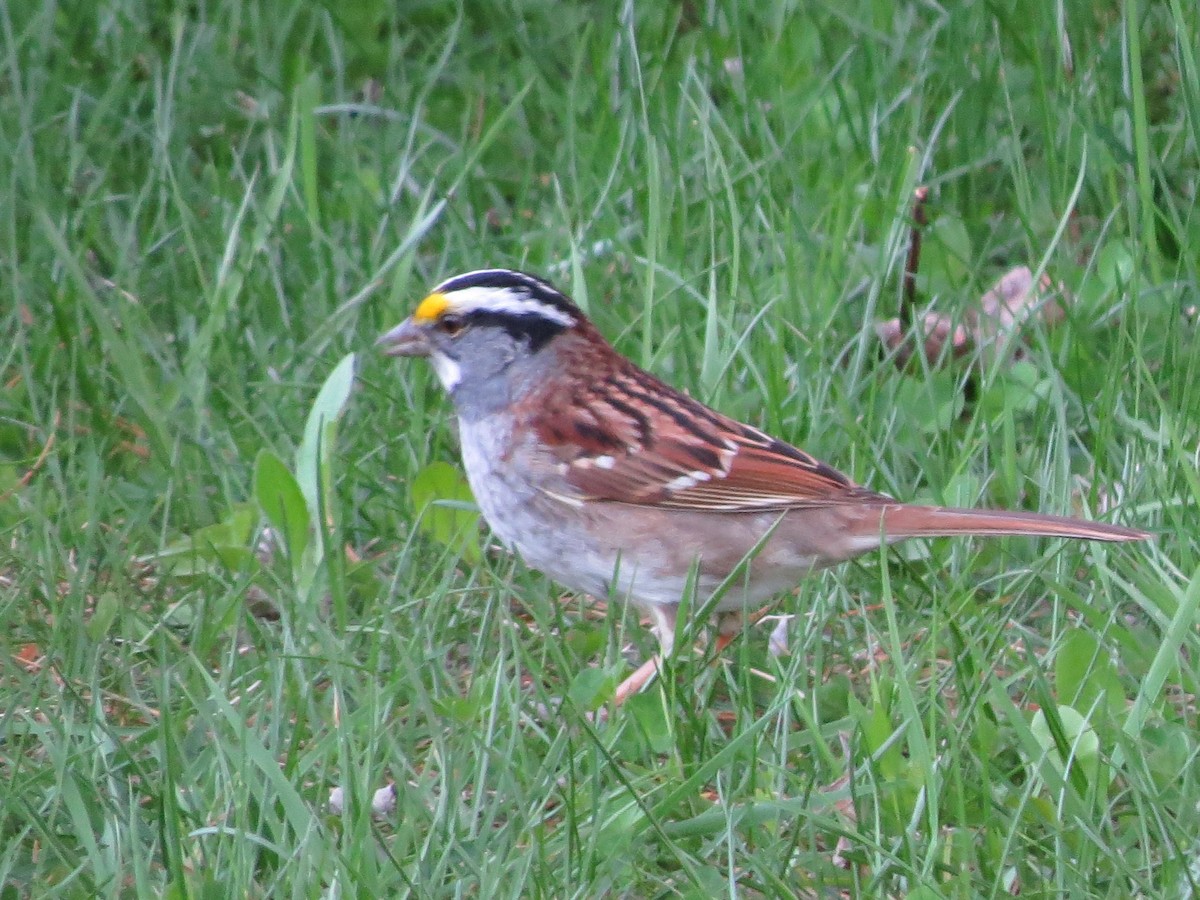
[{"xmin": 1, "ymin": 1, "xmax": 1198, "ymax": 896}]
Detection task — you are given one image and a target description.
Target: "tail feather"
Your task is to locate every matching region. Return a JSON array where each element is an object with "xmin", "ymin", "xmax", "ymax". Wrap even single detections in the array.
[{"xmin": 873, "ymin": 505, "xmax": 1148, "ymax": 543}]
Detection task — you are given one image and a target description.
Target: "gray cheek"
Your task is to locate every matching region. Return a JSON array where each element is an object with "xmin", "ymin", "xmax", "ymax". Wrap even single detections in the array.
[{"xmin": 444, "ymin": 347, "xmax": 529, "ymax": 422}]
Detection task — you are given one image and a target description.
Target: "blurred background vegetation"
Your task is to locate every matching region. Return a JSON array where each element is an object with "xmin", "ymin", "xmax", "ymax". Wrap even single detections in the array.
[{"xmin": 1, "ymin": 1, "xmax": 1197, "ymax": 895}]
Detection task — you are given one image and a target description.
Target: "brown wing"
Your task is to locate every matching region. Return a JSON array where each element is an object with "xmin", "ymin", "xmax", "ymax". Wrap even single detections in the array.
[{"xmin": 525, "ymin": 344, "xmax": 887, "ymax": 511}]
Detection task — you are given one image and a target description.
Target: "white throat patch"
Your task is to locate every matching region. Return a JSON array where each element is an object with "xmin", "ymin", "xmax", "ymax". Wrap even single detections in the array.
[{"xmin": 430, "ymin": 352, "xmax": 462, "ymax": 391}]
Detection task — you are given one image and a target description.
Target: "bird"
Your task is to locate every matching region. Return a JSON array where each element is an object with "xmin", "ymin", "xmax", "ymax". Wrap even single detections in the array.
[{"xmin": 378, "ymin": 268, "xmax": 1149, "ymax": 704}]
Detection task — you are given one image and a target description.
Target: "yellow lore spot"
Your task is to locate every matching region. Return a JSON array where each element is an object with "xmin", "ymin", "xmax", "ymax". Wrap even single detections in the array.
[{"xmin": 413, "ymin": 292, "xmax": 450, "ymax": 323}]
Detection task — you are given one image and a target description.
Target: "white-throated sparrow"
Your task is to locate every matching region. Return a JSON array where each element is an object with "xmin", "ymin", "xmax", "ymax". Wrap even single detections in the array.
[{"xmin": 380, "ymin": 269, "xmax": 1148, "ymax": 703}]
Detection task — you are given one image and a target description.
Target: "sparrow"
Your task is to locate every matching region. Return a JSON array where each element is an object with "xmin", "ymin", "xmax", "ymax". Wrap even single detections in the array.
[{"xmin": 379, "ymin": 269, "xmax": 1148, "ymax": 703}]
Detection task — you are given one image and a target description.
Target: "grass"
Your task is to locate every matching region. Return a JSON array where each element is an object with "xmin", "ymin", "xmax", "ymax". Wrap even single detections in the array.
[{"xmin": 1, "ymin": 0, "xmax": 1197, "ymax": 895}]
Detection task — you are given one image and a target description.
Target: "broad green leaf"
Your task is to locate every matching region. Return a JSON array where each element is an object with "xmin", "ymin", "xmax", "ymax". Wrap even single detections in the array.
[
  {"xmin": 816, "ymin": 674, "xmax": 852, "ymax": 721},
  {"xmin": 434, "ymin": 695, "xmax": 484, "ymax": 724},
  {"xmin": 893, "ymin": 375, "xmax": 964, "ymax": 441},
  {"xmin": 253, "ymin": 448, "xmax": 310, "ymax": 562},
  {"xmin": 567, "ymin": 667, "xmax": 615, "ymax": 711},
  {"xmin": 1031, "ymin": 704, "xmax": 1101, "ymax": 783},
  {"xmin": 939, "ymin": 471, "xmax": 983, "ymax": 509},
  {"xmin": 564, "ymin": 623, "xmax": 606, "ymax": 659},
  {"xmin": 922, "ymin": 215, "xmax": 973, "ymax": 295},
  {"xmin": 626, "ymin": 691, "xmax": 674, "ymax": 754},
  {"xmin": 1139, "ymin": 722, "xmax": 1193, "ymax": 793},
  {"xmin": 1120, "ymin": 564, "xmax": 1200, "ymax": 760},
  {"xmin": 1056, "ymin": 630, "xmax": 1099, "ymax": 708},
  {"xmin": 144, "ymin": 503, "xmax": 259, "ymax": 575},
  {"xmin": 1095, "ymin": 240, "xmax": 1137, "ymax": 291},
  {"xmin": 855, "ymin": 687, "xmax": 904, "ymax": 781},
  {"xmin": 978, "ymin": 360, "xmax": 1044, "ymax": 421},
  {"xmin": 409, "ymin": 461, "xmax": 480, "ymax": 562},
  {"xmin": 1056, "ymin": 630, "xmax": 1124, "ymax": 720},
  {"xmin": 296, "ymin": 352, "xmax": 357, "ymax": 531},
  {"xmin": 86, "ymin": 591, "xmax": 120, "ymax": 642}
]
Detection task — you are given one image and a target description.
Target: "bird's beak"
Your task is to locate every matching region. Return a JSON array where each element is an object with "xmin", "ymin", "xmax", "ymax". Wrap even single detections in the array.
[{"xmin": 376, "ymin": 318, "xmax": 431, "ymax": 357}]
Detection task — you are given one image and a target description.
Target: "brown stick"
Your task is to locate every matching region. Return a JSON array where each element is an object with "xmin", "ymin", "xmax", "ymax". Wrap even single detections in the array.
[{"xmin": 900, "ymin": 186, "xmax": 930, "ymax": 330}]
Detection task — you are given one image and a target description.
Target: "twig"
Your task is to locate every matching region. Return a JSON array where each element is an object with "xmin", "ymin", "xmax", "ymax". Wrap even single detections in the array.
[{"xmin": 900, "ymin": 186, "xmax": 930, "ymax": 330}]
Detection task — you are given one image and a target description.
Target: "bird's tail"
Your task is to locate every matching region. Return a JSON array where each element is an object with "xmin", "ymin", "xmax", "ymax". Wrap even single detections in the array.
[{"xmin": 870, "ymin": 505, "xmax": 1148, "ymax": 543}]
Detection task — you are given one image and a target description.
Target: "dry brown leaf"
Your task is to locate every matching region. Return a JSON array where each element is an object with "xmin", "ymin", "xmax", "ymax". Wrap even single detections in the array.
[
  {"xmin": 15, "ymin": 643, "xmax": 43, "ymax": 673},
  {"xmin": 877, "ymin": 265, "xmax": 1069, "ymax": 369},
  {"xmin": 972, "ymin": 266, "xmax": 1066, "ymax": 365},
  {"xmin": 875, "ymin": 311, "xmax": 971, "ymax": 367}
]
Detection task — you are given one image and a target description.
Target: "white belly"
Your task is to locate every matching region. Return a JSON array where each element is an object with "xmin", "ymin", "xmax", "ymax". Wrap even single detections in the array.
[{"xmin": 455, "ymin": 415, "xmax": 829, "ymax": 613}]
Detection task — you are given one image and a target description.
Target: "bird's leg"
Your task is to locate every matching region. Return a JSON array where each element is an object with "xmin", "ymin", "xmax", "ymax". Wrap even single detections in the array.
[
  {"xmin": 712, "ymin": 607, "xmax": 773, "ymax": 657},
  {"xmin": 611, "ymin": 604, "xmax": 772, "ymax": 705},
  {"xmin": 648, "ymin": 604, "xmax": 677, "ymax": 658},
  {"xmin": 613, "ymin": 655, "xmax": 662, "ymax": 705},
  {"xmin": 612, "ymin": 604, "xmax": 677, "ymax": 705},
  {"xmin": 711, "ymin": 612, "xmax": 742, "ymax": 656}
]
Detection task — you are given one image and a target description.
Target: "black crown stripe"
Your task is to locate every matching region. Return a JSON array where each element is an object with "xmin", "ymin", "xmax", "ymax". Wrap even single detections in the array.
[{"xmin": 435, "ymin": 269, "xmax": 582, "ymax": 318}]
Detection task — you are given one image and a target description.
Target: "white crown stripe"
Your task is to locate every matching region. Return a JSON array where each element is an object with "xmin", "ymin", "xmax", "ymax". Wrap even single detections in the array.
[{"xmin": 435, "ymin": 285, "xmax": 576, "ymax": 328}]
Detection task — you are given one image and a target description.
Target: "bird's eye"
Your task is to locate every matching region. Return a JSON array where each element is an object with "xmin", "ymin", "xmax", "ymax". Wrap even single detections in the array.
[{"xmin": 438, "ymin": 314, "xmax": 466, "ymax": 336}]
